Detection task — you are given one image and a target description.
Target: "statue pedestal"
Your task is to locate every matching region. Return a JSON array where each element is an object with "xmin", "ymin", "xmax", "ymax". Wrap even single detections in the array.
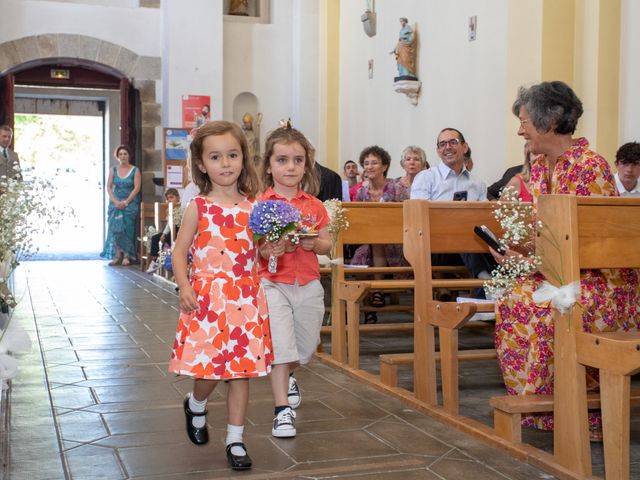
[{"xmin": 393, "ymin": 79, "xmax": 421, "ymax": 105}]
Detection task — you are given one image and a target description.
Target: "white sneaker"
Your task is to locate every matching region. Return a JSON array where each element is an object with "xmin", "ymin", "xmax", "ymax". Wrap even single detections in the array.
[
  {"xmin": 146, "ymin": 260, "xmax": 160, "ymax": 273},
  {"xmin": 272, "ymin": 407, "xmax": 296, "ymax": 438},
  {"xmin": 287, "ymin": 375, "xmax": 301, "ymax": 409}
]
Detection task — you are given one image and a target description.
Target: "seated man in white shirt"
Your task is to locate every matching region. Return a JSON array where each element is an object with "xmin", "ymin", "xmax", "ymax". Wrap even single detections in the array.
[
  {"xmin": 410, "ymin": 127, "xmax": 494, "ymax": 287},
  {"xmin": 614, "ymin": 142, "xmax": 640, "ymax": 197}
]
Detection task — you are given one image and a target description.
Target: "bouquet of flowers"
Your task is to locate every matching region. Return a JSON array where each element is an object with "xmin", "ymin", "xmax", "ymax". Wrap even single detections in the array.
[
  {"xmin": 484, "ymin": 187, "xmax": 541, "ymax": 300},
  {"xmin": 249, "ymin": 200, "xmax": 301, "ymax": 273}
]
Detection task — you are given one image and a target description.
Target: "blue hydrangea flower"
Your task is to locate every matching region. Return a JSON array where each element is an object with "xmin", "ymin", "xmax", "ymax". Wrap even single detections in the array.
[{"xmin": 249, "ymin": 200, "xmax": 301, "ymax": 242}]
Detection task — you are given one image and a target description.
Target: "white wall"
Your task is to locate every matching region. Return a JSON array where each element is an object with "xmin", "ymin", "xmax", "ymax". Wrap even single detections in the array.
[
  {"xmin": 161, "ymin": 0, "xmax": 224, "ymax": 125},
  {"xmin": 619, "ymin": 0, "xmax": 640, "ymax": 144},
  {"xmin": 339, "ymin": 0, "xmax": 508, "ymax": 184},
  {"xmin": 0, "ymin": 0, "xmax": 161, "ymax": 57},
  {"xmin": 222, "ymin": 1, "xmax": 322, "ymax": 161}
]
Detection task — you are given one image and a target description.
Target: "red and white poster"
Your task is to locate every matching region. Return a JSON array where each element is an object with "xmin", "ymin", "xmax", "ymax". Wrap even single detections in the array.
[{"xmin": 182, "ymin": 95, "xmax": 210, "ymax": 129}]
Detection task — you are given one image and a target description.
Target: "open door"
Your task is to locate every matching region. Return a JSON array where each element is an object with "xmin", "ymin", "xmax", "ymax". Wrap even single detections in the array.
[{"xmin": 120, "ymin": 78, "xmax": 141, "ymax": 168}]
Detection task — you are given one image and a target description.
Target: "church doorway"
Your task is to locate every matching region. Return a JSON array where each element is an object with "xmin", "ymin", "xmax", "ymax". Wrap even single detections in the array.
[{"xmin": 0, "ymin": 59, "xmax": 140, "ymax": 260}]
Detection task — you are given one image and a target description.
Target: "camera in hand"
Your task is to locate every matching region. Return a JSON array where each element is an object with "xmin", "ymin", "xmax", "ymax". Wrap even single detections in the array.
[
  {"xmin": 453, "ymin": 190, "xmax": 468, "ymax": 201},
  {"xmin": 474, "ymin": 225, "xmax": 506, "ymax": 255}
]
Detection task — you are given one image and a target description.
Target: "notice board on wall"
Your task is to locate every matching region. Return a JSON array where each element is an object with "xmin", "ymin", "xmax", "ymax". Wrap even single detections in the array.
[{"xmin": 163, "ymin": 127, "xmax": 191, "ymax": 192}]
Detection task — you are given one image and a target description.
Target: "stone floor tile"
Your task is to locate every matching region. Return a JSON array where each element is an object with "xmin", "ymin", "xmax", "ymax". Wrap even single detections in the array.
[
  {"xmin": 64, "ymin": 444, "xmax": 126, "ymax": 480},
  {"xmin": 56, "ymin": 410, "xmax": 109, "ymax": 443}
]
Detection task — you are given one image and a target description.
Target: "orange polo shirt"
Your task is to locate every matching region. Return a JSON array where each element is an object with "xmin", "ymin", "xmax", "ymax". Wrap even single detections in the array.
[{"xmin": 258, "ymin": 187, "xmax": 329, "ymax": 286}]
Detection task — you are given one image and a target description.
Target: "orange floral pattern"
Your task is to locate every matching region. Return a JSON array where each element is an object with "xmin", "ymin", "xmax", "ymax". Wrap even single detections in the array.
[
  {"xmin": 495, "ymin": 138, "xmax": 640, "ymax": 430},
  {"xmin": 168, "ymin": 196, "xmax": 273, "ymax": 380}
]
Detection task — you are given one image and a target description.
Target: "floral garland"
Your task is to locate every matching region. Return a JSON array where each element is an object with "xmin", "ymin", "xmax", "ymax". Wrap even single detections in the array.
[{"xmin": 484, "ymin": 187, "xmax": 541, "ymax": 300}]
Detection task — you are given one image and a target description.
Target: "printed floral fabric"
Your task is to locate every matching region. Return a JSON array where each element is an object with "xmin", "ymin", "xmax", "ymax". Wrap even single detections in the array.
[
  {"xmin": 169, "ymin": 196, "xmax": 273, "ymax": 380},
  {"xmin": 495, "ymin": 137, "xmax": 640, "ymax": 430},
  {"xmin": 100, "ymin": 166, "xmax": 139, "ymax": 260}
]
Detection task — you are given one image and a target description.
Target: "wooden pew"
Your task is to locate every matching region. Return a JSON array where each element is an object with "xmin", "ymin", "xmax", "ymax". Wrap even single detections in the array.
[
  {"xmin": 403, "ymin": 200, "xmax": 502, "ymax": 414},
  {"xmin": 331, "ymin": 202, "xmax": 415, "ymax": 366},
  {"xmin": 535, "ymin": 195, "xmax": 640, "ymax": 479}
]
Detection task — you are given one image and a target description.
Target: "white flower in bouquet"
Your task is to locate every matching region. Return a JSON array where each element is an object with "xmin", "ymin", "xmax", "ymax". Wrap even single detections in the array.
[{"xmin": 484, "ymin": 187, "xmax": 541, "ymax": 300}]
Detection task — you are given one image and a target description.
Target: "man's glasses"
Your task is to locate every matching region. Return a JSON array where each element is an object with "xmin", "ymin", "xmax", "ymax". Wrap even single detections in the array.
[{"xmin": 437, "ymin": 138, "xmax": 463, "ymax": 149}]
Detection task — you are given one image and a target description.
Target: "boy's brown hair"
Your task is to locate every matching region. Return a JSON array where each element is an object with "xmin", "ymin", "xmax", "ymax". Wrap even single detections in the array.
[
  {"xmin": 189, "ymin": 121, "xmax": 260, "ymax": 196},
  {"xmin": 164, "ymin": 188, "xmax": 180, "ymax": 199},
  {"xmin": 259, "ymin": 126, "xmax": 320, "ymax": 195}
]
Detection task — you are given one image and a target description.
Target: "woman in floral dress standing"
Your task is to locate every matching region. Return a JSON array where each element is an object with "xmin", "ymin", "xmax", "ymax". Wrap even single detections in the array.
[{"xmin": 493, "ymin": 81, "xmax": 640, "ymax": 439}]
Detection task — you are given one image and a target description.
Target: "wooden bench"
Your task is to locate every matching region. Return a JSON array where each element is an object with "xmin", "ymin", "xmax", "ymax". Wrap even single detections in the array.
[
  {"xmin": 403, "ymin": 200, "xmax": 503, "ymax": 414},
  {"xmin": 380, "ymin": 347, "xmax": 497, "ymax": 387},
  {"xmin": 331, "ymin": 202, "xmax": 417, "ymax": 367},
  {"xmin": 537, "ymin": 195, "xmax": 640, "ymax": 479},
  {"xmin": 490, "ymin": 390, "xmax": 640, "ymax": 445}
]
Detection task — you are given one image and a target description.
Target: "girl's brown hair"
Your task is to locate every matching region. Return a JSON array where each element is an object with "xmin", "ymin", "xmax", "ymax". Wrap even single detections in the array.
[
  {"xmin": 259, "ymin": 126, "xmax": 320, "ymax": 195},
  {"xmin": 190, "ymin": 121, "xmax": 260, "ymax": 196}
]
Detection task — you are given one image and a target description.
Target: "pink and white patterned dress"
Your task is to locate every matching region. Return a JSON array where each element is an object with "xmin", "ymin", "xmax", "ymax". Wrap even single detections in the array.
[
  {"xmin": 169, "ymin": 196, "xmax": 273, "ymax": 380},
  {"xmin": 495, "ymin": 138, "xmax": 640, "ymax": 430}
]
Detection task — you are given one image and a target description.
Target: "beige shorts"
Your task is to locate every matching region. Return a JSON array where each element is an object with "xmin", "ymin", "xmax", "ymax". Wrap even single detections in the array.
[{"xmin": 261, "ymin": 278, "xmax": 325, "ymax": 365}]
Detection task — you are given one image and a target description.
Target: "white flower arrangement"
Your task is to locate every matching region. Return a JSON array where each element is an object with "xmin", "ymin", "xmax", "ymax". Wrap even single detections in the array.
[
  {"xmin": 484, "ymin": 187, "xmax": 541, "ymax": 300},
  {"xmin": 0, "ymin": 171, "xmax": 71, "ymax": 307},
  {"xmin": 323, "ymin": 199, "xmax": 349, "ymax": 251}
]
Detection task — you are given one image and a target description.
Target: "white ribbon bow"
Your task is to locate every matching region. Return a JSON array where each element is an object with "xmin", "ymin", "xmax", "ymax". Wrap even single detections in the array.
[{"xmin": 532, "ymin": 280, "xmax": 580, "ymax": 313}]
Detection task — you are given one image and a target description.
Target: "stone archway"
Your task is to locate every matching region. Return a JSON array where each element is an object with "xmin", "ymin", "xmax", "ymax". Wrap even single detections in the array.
[{"xmin": 0, "ymin": 34, "xmax": 162, "ymax": 198}]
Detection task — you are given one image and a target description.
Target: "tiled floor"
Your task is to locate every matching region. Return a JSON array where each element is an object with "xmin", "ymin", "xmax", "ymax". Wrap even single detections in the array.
[{"xmin": 5, "ymin": 261, "xmax": 562, "ymax": 479}]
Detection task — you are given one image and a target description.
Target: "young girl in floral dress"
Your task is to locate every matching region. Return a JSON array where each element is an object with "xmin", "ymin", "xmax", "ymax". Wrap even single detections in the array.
[
  {"xmin": 168, "ymin": 121, "xmax": 273, "ymax": 471},
  {"xmin": 257, "ymin": 125, "xmax": 332, "ymax": 438}
]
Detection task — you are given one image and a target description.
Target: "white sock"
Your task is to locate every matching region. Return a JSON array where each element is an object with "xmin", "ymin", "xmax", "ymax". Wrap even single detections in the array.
[
  {"xmin": 226, "ymin": 424, "xmax": 246, "ymax": 456},
  {"xmin": 188, "ymin": 394, "xmax": 207, "ymax": 429}
]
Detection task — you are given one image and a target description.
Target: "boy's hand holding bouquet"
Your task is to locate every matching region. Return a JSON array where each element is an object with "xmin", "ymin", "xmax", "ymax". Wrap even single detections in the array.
[{"xmin": 249, "ymin": 200, "xmax": 301, "ymax": 273}]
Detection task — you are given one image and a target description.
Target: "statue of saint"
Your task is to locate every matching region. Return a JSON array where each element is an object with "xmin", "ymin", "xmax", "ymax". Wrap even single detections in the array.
[
  {"xmin": 229, "ymin": 0, "xmax": 249, "ymax": 16},
  {"xmin": 241, "ymin": 112, "xmax": 261, "ymax": 164},
  {"xmin": 392, "ymin": 17, "xmax": 418, "ymax": 80}
]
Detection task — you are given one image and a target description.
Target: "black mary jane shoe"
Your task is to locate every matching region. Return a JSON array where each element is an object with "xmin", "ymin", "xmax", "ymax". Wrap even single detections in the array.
[
  {"xmin": 183, "ymin": 396, "xmax": 209, "ymax": 445},
  {"xmin": 226, "ymin": 442, "xmax": 252, "ymax": 471}
]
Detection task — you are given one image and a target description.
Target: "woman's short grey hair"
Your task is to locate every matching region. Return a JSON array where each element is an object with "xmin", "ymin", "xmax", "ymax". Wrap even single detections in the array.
[
  {"xmin": 400, "ymin": 145, "xmax": 429, "ymax": 169},
  {"xmin": 512, "ymin": 81, "xmax": 583, "ymax": 135}
]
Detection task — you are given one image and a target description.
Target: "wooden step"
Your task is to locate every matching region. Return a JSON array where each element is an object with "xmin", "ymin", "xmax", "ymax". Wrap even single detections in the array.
[
  {"xmin": 379, "ymin": 349, "xmax": 496, "ymax": 387},
  {"xmin": 490, "ymin": 390, "xmax": 640, "ymax": 443}
]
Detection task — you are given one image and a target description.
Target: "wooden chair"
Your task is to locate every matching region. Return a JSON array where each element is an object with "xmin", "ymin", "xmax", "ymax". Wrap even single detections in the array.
[
  {"xmin": 403, "ymin": 200, "xmax": 502, "ymax": 414},
  {"xmin": 535, "ymin": 195, "xmax": 640, "ymax": 479}
]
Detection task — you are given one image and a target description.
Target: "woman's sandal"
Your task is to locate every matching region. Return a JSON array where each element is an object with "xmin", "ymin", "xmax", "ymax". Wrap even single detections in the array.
[
  {"xmin": 108, "ymin": 256, "xmax": 123, "ymax": 266},
  {"xmin": 364, "ymin": 312, "xmax": 378, "ymax": 324},
  {"xmin": 121, "ymin": 257, "xmax": 131, "ymax": 266},
  {"xmin": 369, "ymin": 291, "xmax": 385, "ymax": 308},
  {"xmin": 589, "ymin": 425, "xmax": 603, "ymax": 442}
]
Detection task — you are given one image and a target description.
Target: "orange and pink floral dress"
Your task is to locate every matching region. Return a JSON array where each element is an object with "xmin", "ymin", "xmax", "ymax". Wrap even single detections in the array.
[
  {"xmin": 495, "ymin": 138, "xmax": 640, "ymax": 431},
  {"xmin": 169, "ymin": 196, "xmax": 273, "ymax": 380}
]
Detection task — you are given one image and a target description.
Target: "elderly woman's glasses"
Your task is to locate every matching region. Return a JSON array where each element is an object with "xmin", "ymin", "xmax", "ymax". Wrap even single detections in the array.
[{"xmin": 437, "ymin": 138, "xmax": 462, "ymax": 149}]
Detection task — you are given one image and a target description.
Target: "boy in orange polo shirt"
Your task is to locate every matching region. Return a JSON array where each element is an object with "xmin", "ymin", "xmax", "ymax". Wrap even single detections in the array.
[{"xmin": 257, "ymin": 125, "xmax": 331, "ymax": 438}]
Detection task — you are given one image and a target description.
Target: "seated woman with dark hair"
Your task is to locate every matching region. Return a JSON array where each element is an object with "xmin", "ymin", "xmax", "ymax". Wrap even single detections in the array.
[{"xmin": 351, "ymin": 145, "xmax": 408, "ymax": 323}]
